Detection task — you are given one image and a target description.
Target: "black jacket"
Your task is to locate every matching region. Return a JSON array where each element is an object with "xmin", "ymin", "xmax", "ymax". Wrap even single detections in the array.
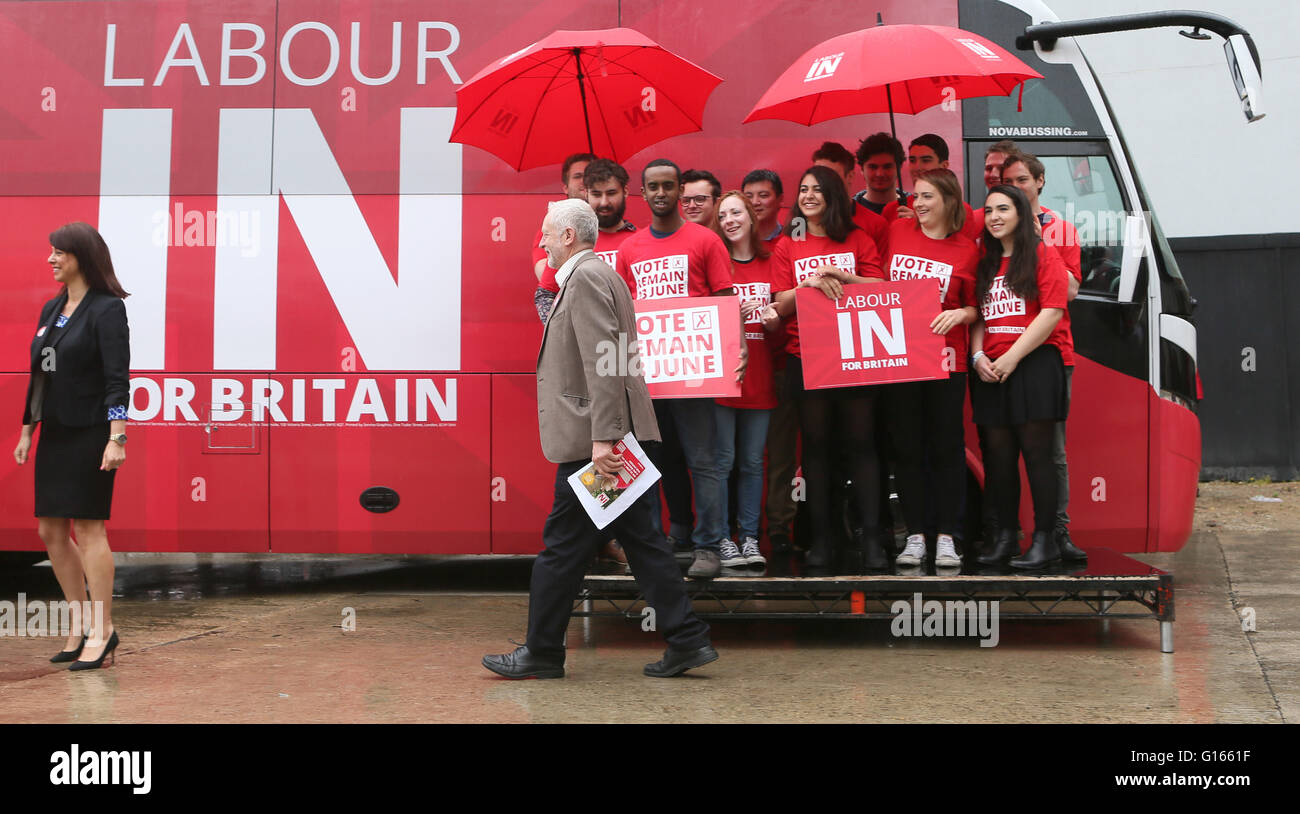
[{"xmin": 22, "ymin": 289, "xmax": 131, "ymax": 427}]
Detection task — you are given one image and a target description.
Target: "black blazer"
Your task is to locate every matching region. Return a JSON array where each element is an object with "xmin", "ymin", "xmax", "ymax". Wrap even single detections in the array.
[{"xmin": 22, "ymin": 289, "xmax": 131, "ymax": 427}]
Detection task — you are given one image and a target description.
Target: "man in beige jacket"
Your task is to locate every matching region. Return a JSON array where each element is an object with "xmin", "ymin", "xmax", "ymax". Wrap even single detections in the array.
[{"xmin": 483, "ymin": 199, "xmax": 716, "ymax": 679}]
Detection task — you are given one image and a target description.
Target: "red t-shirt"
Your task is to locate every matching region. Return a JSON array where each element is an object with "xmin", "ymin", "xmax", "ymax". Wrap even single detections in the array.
[
  {"xmin": 771, "ymin": 229, "xmax": 884, "ymax": 358},
  {"xmin": 615, "ymin": 221, "xmax": 734, "ymax": 300},
  {"xmin": 978, "ymin": 242, "xmax": 1071, "ymax": 363},
  {"xmin": 885, "ymin": 194, "xmax": 983, "ymax": 244},
  {"xmin": 717, "ymin": 253, "xmax": 779, "ymax": 410},
  {"xmin": 531, "ymin": 228, "xmax": 554, "ymax": 291},
  {"xmin": 852, "ymin": 202, "xmax": 890, "ymax": 258},
  {"xmin": 538, "ymin": 223, "xmax": 638, "ymax": 292},
  {"xmin": 886, "ymin": 219, "xmax": 978, "ymax": 373},
  {"xmin": 1040, "ymin": 206, "xmax": 1081, "ymax": 366}
]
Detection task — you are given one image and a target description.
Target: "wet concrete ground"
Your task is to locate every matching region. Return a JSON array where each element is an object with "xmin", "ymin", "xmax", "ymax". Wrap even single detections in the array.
[{"xmin": 0, "ymin": 529, "xmax": 1290, "ymax": 723}]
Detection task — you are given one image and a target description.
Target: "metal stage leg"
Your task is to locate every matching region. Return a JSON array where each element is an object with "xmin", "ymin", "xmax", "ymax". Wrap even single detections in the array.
[
  {"xmin": 1160, "ymin": 621, "xmax": 1174, "ymax": 653},
  {"xmin": 581, "ymin": 598, "xmax": 593, "ymax": 642}
]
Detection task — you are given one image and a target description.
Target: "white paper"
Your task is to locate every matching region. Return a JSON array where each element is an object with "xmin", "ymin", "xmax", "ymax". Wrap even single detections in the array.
[{"xmin": 567, "ymin": 433, "xmax": 661, "ymax": 530}]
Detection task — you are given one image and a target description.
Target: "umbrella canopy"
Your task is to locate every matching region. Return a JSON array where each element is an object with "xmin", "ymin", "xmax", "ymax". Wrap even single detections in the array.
[
  {"xmin": 451, "ymin": 28, "xmax": 722, "ymax": 171},
  {"xmin": 744, "ymin": 24, "xmax": 1042, "ymax": 126}
]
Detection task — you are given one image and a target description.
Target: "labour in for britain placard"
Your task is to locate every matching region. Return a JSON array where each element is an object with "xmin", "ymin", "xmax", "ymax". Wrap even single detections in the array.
[{"xmin": 796, "ymin": 281, "xmax": 947, "ymax": 389}]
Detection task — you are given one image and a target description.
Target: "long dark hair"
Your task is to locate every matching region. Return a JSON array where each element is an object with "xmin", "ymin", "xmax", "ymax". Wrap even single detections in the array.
[
  {"xmin": 49, "ymin": 222, "xmax": 129, "ymax": 298},
  {"xmin": 976, "ymin": 185, "xmax": 1039, "ymax": 304},
  {"xmin": 785, "ymin": 165, "xmax": 858, "ymax": 243}
]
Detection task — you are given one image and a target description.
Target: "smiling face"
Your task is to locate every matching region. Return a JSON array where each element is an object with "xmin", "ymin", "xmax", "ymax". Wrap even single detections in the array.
[
  {"xmin": 743, "ymin": 180, "xmax": 781, "ymax": 229},
  {"xmin": 797, "ymin": 173, "xmax": 826, "ymax": 222},
  {"xmin": 680, "ymin": 180, "xmax": 718, "ymax": 225},
  {"xmin": 717, "ymin": 194, "xmax": 754, "ymax": 247},
  {"xmin": 539, "ymin": 212, "xmax": 574, "ymax": 269},
  {"xmin": 48, "ymin": 246, "xmax": 82, "ymax": 285},
  {"xmin": 642, "ymin": 166, "xmax": 681, "ymax": 218},
  {"xmin": 912, "ymin": 179, "xmax": 948, "ymax": 232},
  {"xmin": 586, "ymin": 178, "xmax": 627, "ymax": 229},
  {"xmin": 984, "ymin": 191, "xmax": 1019, "ymax": 242}
]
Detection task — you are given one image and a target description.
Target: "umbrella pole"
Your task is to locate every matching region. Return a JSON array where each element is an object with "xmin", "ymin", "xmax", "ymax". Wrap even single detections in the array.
[
  {"xmin": 886, "ymin": 84, "xmax": 906, "ymax": 206},
  {"xmin": 572, "ymin": 48, "xmax": 594, "ymax": 154}
]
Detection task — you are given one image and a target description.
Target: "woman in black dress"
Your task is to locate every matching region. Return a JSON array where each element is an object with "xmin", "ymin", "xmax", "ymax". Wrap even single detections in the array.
[{"xmin": 13, "ymin": 222, "xmax": 130, "ymax": 670}]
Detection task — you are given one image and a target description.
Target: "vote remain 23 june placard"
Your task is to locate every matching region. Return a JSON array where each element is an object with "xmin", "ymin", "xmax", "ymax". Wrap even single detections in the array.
[
  {"xmin": 796, "ymin": 281, "xmax": 947, "ymax": 389},
  {"xmin": 634, "ymin": 297, "xmax": 743, "ymax": 399}
]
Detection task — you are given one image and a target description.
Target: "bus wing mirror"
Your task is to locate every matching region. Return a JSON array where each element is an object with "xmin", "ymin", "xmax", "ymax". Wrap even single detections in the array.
[
  {"xmin": 1225, "ymin": 34, "xmax": 1265, "ymax": 122},
  {"xmin": 1118, "ymin": 214, "xmax": 1148, "ymax": 303}
]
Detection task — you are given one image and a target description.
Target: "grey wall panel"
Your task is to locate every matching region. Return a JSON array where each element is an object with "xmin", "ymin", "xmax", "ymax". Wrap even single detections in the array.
[{"xmin": 1172, "ymin": 234, "xmax": 1299, "ymax": 480}]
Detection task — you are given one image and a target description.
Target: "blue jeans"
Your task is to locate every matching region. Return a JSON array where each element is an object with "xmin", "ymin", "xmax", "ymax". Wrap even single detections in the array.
[
  {"xmin": 646, "ymin": 398, "xmax": 727, "ymax": 551},
  {"xmin": 715, "ymin": 405, "xmax": 772, "ymax": 541}
]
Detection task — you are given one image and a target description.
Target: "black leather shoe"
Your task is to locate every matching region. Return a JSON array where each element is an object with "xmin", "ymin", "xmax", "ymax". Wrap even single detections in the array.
[
  {"xmin": 50, "ymin": 637, "xmax": 86, "ymax": 664},
  {"xmin": 482, "ymin": 646, "xmax": 564, "ymax": 679},
  {"xmin": 644, "ymin": 645, "xmax": 718, "ymax": 677},
  {"xmin": 976, "ymin": 529, "xmax": 1019, "ymax": 565},
  {"xmin": 69, "ymin": 630, "xmax": 118, "ymax": 671},
  {"xmin": 803, "ymin": 541, "xmax": 834, "ymax": 577},
  {"xmin": 1055, "ymin": 528, "xmax": 1087, "ymax": 562},
  {"xmin": 859, "ymin": 532, "xmax": 888, "ymax": 571},
  {"xmin": 1009, "ymin": 531, "xmax": 1061, "ymax": 569}
]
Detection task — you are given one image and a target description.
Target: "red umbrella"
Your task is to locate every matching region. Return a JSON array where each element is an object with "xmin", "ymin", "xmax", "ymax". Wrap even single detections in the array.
[
  {"xmin": 744, "ymin": 23, "xmax": 1042, "ymax": 134},
  {"xmin": 451, "ymin": 28, "xmax": 722, "ymax": 171}
]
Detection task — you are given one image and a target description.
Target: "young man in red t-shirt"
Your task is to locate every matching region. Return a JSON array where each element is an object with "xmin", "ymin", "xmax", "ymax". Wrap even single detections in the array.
[
  {"xmin": 742, "ymin": 169, "xmax": 786, "ymax": 242},
  {"xmin": 538, "ymin": 159, "xmax": 640, "ymax": 298},
  {"xmin": 853, "ymin": 132, "xmax": 906, "ymax": 216},
  {"xmin": 741, "ymin": 168, "xmax": 802, "ymax": 551},
  {"xmin": 681, "ymin": 168, "xmax": 723, "ymax": 230},
  {"xmin": 616, "ymin": 159, "xmax": 745, "ymax": 579},
  {"xmin": 532, "ymin": 153, "xmax": 598, "ymax": 322},
  {"xmin": 983, "ymin": 139, "xmax": 1020, "ymax": 194},
  {"xmin": 884, "ymin": 134, "xmax": 984, "ymax": 244},
  {"xmin": 1000, "ymin": 150, "xmax": 1087, "ymax": 562}
]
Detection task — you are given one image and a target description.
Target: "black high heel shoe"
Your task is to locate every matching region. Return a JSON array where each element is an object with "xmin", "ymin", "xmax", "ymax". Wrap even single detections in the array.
[
  {"xmin": 49, "ymin": 637, "xmax": 86, "ymax": 664},
  {"xmin": 69, "ymin": 630, "xmax": 118, "ymax": 671}
]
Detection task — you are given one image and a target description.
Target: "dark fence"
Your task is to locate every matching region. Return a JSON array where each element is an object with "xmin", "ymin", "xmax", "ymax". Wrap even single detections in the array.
[{"xmin": 1172, "ymin": 233, "xmax": 1300, "ymax": 481}]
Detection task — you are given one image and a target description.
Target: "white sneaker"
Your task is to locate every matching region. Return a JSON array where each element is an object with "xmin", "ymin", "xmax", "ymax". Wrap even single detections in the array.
[
  {"xmin": 719, "ymin": 539, "xmax": 747, "ymax": 567},
  {"xmin": 740, "ymin": 536, "xmax": 766, "ymax": 565},
  {"xmin": 935, "ymin": 535, "xmax": 962, "ymax": 567},
  {"xmin": 896, "ymin": 534, "xmax": 926, "ymax": 566}
]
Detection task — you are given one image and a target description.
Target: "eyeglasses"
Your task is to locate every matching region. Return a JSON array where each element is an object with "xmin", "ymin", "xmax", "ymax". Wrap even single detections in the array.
[{"xmin": 680, "ymin": 195, "xmax": 715, "ymax": 208}]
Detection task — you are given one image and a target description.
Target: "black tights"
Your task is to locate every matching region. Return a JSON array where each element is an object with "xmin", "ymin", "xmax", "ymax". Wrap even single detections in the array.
[
  {"xmin": 982, "ymin": 420, "xmax": 1058, "ymax": 534},
  {"xmin": 797, "ymin": 388, "xmax": 880, "ymax": 546}
]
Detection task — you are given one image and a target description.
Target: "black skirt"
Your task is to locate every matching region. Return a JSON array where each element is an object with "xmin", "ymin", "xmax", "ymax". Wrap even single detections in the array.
[
  {"xmin": 970, "ymin": 344, "xmax": 1069, "ymax": 426},
  {"xmin": 34, "ymin": 419, "xmax": 117, "ymax": 519}
]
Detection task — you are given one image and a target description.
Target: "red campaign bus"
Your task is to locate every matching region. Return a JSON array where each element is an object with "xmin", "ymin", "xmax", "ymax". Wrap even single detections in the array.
[{"xmin": 0, "ymin": 0, "xmax": 1255, "ymax": 556}]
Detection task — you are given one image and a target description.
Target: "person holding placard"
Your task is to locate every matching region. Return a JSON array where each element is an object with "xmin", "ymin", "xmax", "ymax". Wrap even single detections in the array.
[
  {"xmin": 483, "ymin": 199, "xmax": 716, "ymax": 679},
  {"xmin": 615, "ymin": 159, "xmax": 745, "ymax": 580},
  {"xmin": 714, "ymin": 192, "xmax": 783, "ymax": 567},
  {"xmin": 969, "ymin": 186, "xmax": 1072, "ymax": 569},
  {"xmin": 767, "ymin": 165, "xmax": 886, "ymax": 575},
  {"xmin": 882, "ymin": 169, "xmax": 979, "ymax": 568}
]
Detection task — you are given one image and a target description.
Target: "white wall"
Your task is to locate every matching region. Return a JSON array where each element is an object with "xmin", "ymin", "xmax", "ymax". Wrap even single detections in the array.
[{"xmin": 1043, "ymin": 0, "xmax": 1297, "ymax": 238}]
